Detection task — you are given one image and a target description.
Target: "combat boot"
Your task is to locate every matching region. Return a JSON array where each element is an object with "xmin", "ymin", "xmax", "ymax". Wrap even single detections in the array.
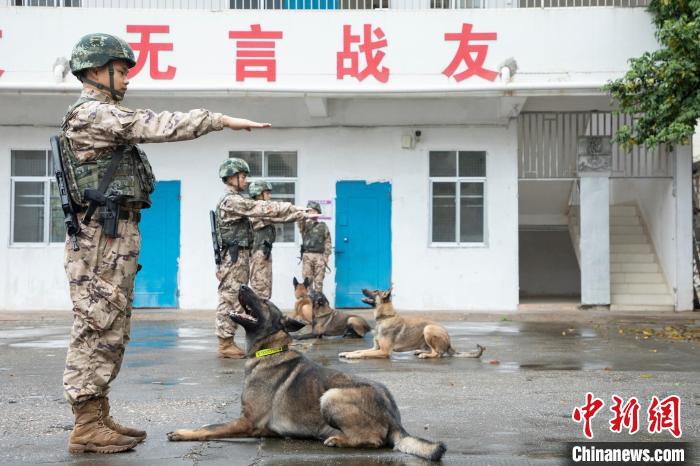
[
  {"xmin": 102, "ymin": 397, "xmax": 147, "ymax": 442},
  {"xmin": 68, "ymin": 398, "xmax": 139, "ymax": 454},
  {"xmin": 218, "ymin": 337, "xmax": 246, "ymax": 359}
]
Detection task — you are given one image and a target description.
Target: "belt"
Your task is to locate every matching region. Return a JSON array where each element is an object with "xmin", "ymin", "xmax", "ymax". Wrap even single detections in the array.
[{"xmin": 96, "ymin": 209, "xmax": 141, "ymax": 224}]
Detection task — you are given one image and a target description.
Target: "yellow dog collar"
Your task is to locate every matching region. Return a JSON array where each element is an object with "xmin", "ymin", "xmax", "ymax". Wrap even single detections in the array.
[{"xmin": 255, "ymin": 346, "xmax": 288, "ymax": 358}]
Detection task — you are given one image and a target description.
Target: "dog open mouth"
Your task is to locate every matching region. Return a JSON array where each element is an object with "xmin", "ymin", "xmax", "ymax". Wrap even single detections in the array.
[
  {"xmin": 228, "ymin": 288, "xmax": 260, "ymax": 326},
  {"xmin": 361, "ymin": 289, "xmax": 376, "ymax": 306}
]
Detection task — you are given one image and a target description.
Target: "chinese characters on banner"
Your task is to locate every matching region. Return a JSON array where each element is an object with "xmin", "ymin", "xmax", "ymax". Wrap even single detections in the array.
[
  {"xmin": 572, "ymin": 393, "xmax": 681, "ymax": 439},
  {"xmin": 337, "ymin": 24, "xmax": 390, "ymax": 83},
  {"xmin": 0, "ymin": 30, "xmax": 4, "ymax": 78},
  {"xmin": 112, "ymin": 23, "xmax": 499, "ymax": 84},
  {"xmin": 127, "ymin": 25, "xmax": 176, "ymax": 80},
  {"xmin": 229, "ymin": 24, "xmax": 283, "ymax": 82}
]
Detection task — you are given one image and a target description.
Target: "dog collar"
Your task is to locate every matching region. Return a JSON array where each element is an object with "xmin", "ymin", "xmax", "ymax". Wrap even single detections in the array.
[{"xmin": 255, "ymin": 345, "xmax": 288, "ymax": 358}]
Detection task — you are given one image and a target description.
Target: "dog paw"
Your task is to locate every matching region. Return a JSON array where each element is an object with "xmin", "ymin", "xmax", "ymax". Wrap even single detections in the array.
[
  {"xmin": 166, "ymin": 431, "xmax": 183, "ymax": 441},
  {"xmin": 324, "ymin": 436, "xmax": 340, "ymax": 447}
]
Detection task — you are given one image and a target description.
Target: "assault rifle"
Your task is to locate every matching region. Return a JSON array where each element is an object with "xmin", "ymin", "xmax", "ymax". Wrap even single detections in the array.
[{"xmin": 50, "ymin": 135, "xmax": 81, "ymax": 251}]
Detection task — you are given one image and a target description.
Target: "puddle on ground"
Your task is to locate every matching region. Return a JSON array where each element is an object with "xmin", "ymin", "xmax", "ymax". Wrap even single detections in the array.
[
  {"xmin": 10, "ymin": 339, "xmax": 69, "ymax": 349},
  {"xmin": 0, "ymin": 327, "xmax": 67, "ymax": 339}
]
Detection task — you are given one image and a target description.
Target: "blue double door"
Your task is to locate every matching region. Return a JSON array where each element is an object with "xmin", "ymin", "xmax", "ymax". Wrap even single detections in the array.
[
  {"xmin": 334, "ymin": 181, "xmax": 392, "ymax": 308},
  {"xmin": 133, "ymin": 180, "xmax": 181, "ymax": 308}
]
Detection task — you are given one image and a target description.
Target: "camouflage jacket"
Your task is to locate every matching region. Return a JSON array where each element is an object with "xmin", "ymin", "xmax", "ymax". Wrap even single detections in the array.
[
  {"xmin": 219, "ymin": 187, "xmax": 305, "ymax": 227},
  {"xmin": 298, "ymin": 219, "xmax": 332, "ymax": 258},
  {"xmin": 63, "ymin": 88, "xmax": 225, "ymax": 162}
]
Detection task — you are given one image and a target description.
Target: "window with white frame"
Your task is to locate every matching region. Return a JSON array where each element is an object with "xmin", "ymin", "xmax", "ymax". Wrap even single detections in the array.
[
  {"xmin": 229, "ymin": 150, "xmax": 297, "ymax": 243},
  {"xmin": 429, "ymin": 150, "xmax": 486, "ymax": 245},
  {"xmin": 10, "ymin": 150, "xmax": 64, "ymax": 245}
]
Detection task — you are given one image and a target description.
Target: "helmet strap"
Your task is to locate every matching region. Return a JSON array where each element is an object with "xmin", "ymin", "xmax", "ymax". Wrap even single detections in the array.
[{"xmin": 80, "ymin": 62, "xmax": 124, "ymax": 101}]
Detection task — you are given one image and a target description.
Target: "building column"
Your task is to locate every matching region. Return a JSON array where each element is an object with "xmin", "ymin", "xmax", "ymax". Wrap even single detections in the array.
[
  {"xmin": 579, "ymin": 174, "xmax": 611, "ymax": 305},
  {"xmin": 577, "ymin": 136, "xmax": 612, "ymax": 306},
  {"xmin": 674, "ymin": 145, "xmax": 693, "ymax": 311}
]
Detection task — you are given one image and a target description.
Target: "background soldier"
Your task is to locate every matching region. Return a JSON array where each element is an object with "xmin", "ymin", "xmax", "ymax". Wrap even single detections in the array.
[
  {"xmin": 298, "ymin": 201, "xmax": 332, "ymax": 292},
  {"xmin": 248, "ymin": 181, "xmax": 303, "ymax": 300},
  {"xmin": 215, "ymin": 160, "xmax": 316, "ymax": 358},
  {"xmin": 61, "ymin": 33, "xmax": 271, "ymax": 454}
]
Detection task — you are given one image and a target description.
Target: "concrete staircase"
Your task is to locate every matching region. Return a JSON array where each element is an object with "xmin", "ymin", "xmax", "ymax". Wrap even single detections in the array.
[{"xmin": 568, "ymin": 204, "xmax": 674, "ymax": 311}]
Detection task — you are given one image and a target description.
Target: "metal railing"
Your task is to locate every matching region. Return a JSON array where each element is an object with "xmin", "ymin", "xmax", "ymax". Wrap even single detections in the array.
[
  {"xmin": 3, "ymin": 0, "xmax": 651, "ymax": 9},
  {"xmin": 518, "ymin": 112, "xmax": 674, "ymax": 180}
]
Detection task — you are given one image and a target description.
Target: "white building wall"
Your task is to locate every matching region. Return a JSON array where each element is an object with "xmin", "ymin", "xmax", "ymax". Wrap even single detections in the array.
[{"xmin": 0, "ymin": 111, "xmax": 518, "ymax": 311}]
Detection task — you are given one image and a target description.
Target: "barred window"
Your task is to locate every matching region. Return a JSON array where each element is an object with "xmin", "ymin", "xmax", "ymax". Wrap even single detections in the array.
[
  {"xmin": 229, "ymin": 150, "xmax": 298, "ymax": 243},
  {"xmin": 13, "ymin": 1, "xmax": 81, "ymax": 6},
  {"xmin": 10, "ymin": 150, "xmax": 64, "ymax": 245},
  {"xmin": 429, "ymin": 151, "xmax": 486, "ymax": 245}
]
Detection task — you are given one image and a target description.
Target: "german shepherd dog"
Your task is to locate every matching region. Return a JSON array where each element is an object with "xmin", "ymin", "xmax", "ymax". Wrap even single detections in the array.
[
  {"xmin": 294, "ymin": 290, "xmax": 371, "ymax": 340},
  {"xmin": 167, "ymin": 286, "xmax": 447, "ymax": 461},
  {"xmin": 339, "ymin": 288, "xmax": 485, "ymax": 359},
  {"xmin": 292, "ymin": 277, "xmax": 313, "ymax": 323}
]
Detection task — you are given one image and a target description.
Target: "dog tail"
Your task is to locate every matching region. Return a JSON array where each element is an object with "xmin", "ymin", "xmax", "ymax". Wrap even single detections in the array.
[
  {"xmin": 391, "ymin": 428, "xmax": 447, "ymax": 461},
  {"xmin": 448, "ymin": 344, "xmax": 485, "ymax": 358}
]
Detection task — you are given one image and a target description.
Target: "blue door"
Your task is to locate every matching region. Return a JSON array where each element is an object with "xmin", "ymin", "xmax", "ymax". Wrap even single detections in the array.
[
  {"xmin": 133, "ymin": 180, "xmax": 180, "ymax": 308},
  {"xmin": 335, "ymin": 181, "xmax": 391, "ymax": 308}
]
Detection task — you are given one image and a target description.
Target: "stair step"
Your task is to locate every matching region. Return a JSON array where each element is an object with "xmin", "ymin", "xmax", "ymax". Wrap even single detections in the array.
[
  {"xmin": 611, "ymin": 253, "xmax": 655, "ymax": 264},
  {"xmin": 611, "ymin": 216, "xmax": 641, "ymax": 226},
  {"xmin": 611, "ymin": 244, "xmax": 652, "ymax": 253},
  {"xmin": 611, "ymin": 226, "xmax": 644, "ymax": 235},
  {"xmin": 612, "ymin": 294, "xmax": 674, "ymax": 305},
  {"xmin": 610, "ymin": 262, "xmax": 660, "ymax": 273},
  {"xmin": 611, "ymin": 304, "xmax": 675, "ymax": 312},
  {"xmin": 611, "ymin": 234, "xmax": 647, "ymax": 244},
  {"xmin": 611, "ymin": 206, "xmax": 637, "ymax": 216},
  {"xmin": 612, "ymin": 272, "xmax": 664, "ymax": 283},
  {"xmin": 612, "ymin": 283, "xmax": 669, "ymax": 294}
]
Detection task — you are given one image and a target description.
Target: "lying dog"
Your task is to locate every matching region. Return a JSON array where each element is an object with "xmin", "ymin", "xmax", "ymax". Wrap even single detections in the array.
[
  {"xmin": 292, "ymin": 277, "xmax": 313, "ymax": 323},
  {"xmin": 293, "ymin": 290, "xmax": 371, "ymax": 340},
  {"xmin": 339, "ymin": 288, "xmax": 485, "ymax": 359},
  {"xmin": 167, "ymin": 286, "xmax": 446, "ymax": 461}
]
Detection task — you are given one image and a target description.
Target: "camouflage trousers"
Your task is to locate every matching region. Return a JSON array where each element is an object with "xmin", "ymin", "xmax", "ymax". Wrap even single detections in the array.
[
  {"xmin": 63, "ymin": 217, "xmax": 140, "ymax": 405},
  {"xmin": 302, "ymin": 252, "xmax": 328, "ymax": 292},
  {"xmin": 249, "ymin": 250, "xmax": 272, "ymax": 300},
  {"xmin": 216, "ymin": 249, "xmax": 250, "ymax": 339}
]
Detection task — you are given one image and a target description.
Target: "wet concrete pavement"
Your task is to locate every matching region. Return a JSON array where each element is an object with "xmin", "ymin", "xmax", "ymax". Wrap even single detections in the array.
[{"xmin": 0, "ymin": 316, "xmax": 698, "ymax": 465}]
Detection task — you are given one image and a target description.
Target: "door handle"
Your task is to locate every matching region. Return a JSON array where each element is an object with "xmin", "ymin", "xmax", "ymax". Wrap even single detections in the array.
[{"xmin": 343, "ymin": 237, "xmax": 349, "ymax": 243}]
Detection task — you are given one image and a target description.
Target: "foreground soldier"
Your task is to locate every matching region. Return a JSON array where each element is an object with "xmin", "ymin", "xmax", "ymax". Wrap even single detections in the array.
[
  {"xmin": 215, "ymin": 160, "xmax": 315, "ymax": 358},
  {"xmin": 61, "ymin": 33, "xmax": 271, "ymax": 454},
  {"xmin": 248, "ymin": 181, "xmax": 302, "ymax": 300},
  {"xmin": 298, "ymin": 201, "xmax": 332, "ymax": 292}
]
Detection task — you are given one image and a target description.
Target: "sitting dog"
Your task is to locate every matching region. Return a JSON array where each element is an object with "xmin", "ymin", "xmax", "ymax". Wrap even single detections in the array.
[
  {"xmin": 293, "ymin": 290, "xmax": 371, "ymax": 340},
  {"xmin": 339, "ymin": 288, "xmax": 485, "ymax": 359},
  {"xmin": 167, "ymin": 286, "xmax": 446, "ymax": 461},
  {"xmin": 292, "ymin": 277, "xmax": 313, "ymax": 323}
]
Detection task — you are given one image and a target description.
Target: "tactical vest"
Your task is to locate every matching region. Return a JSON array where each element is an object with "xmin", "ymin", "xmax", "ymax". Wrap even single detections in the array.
[
  {"xmin": 216, "ymin": 193, "xmax": 253, "ymax": 249},
  {"xmin": 60, "ymin": 97, "xmax": 156, "ymax": 209},
  {"xmin": 302, "ymin": 221, "xmax": 328, "ymax": 253},
  {"xmin": 253, "ymin": 224, "xmax": 276, "ymax": 252}
]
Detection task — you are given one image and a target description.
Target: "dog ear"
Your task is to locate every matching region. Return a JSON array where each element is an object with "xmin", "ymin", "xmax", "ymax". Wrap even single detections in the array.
[
  {"xmin": 282, "ymin": 316, "xmax": 306, "ymax": 333},
  {"xmin": 293, "ymin": 277, "xmax": 299, "ymax": 288},
  {"xmin": 304, "ymin": 277, "xmax": 311, "ymax": 289}
]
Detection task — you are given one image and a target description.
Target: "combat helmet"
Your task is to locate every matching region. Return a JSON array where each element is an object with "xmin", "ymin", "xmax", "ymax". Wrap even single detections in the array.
[
  {"xmin": 219, "ymin": 158, "xmax": 250, "ymax": 182},
  {"xmin": 69, "ymin": 33, "xmax": 136, "ymax": 100},
  {"xmin": 248, "ymin": 180, "xmax": 273, "ymax": 198},
  {"xmin": 307, "ymin": 201, "xmax": 322, "ymax": 214}
]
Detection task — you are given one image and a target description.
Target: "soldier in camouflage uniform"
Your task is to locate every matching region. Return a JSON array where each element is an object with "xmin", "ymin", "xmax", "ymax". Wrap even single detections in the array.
[
  {"xmin": 248, "ymin": 181, "xmax": 301, "ymax": 300},
  {"xmin": 61, "ymin": 33, "xmax": 271, "ymax": 454},
  {"xmin": 298, "ymin": 201, "xmax": 332, "ymax": 292},
  {"xmin": 214, "ymin": 161, "xmax": 315, "ymax": 358}
]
